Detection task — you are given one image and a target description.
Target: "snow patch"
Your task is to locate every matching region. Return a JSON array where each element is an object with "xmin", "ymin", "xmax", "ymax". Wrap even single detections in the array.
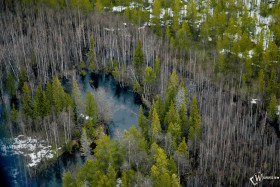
[
  {"xmin": 0, "ymin": 135, "xmax": 58, "ymax": 168},
  {"xmin": 116, "ymin": 178, "xmax": 122, "ymax": 187},
  {"xmin": 80, "ymin": 113, "xmax": 93, "ymax": 121},
  {"xmin": 112, "ymin": 6, "xmax": 126, "ymax": 12},
  {"xmin": 251, "ymin": 99, "xmax": 259, "ymax": 104}
]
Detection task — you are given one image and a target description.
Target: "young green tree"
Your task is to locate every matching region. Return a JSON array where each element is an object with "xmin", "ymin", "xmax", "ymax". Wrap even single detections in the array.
[
  {"xmin": 186, "ymin": 0, "xmax": 198, "ymax": 34},
  {"xmin": 172, "ymin": 0, "xmax": 181, "ymax": 18},
  {"xmin": 162, "ymin": 10, "xmax": 169, "ymax": 26},
  {"xmin": 75, "ymin": 160, "xmax": 97, "ymax": 184},
  {"xmin": 86, "ymin": 120, "xmax": 95, "ymax": 140},
  {"xmin": 178, "ymin": 137, "xmax": 187, "ymax": 155},
  {"xmin": 151, "ymin": 0, "xmax": 161, "ymax": 35},
  {"xmin": 120, "ymin": 169, "xmax": 137, "ymax": 187},
  {"xmin": 230, "ymin": 40, "xmax": 240, "ymax": 71},
  {"xmin": 132, "ymin": 80, "xmax": 143, "ymax": 94},
  {"xmin": 144, "ymin": 66, "xmax": 156, "ymax": 85},
  {"xmin": 188, "ymin": 94, "xmax": 201, "ymax": 141},
  {"xmin": 150, "ymin": 165, "xmax": 160, "ymax": 186},
  {"xmin": 167, "ymin": 156, "xmax": 177, "ymax": 175},
  {"xmin": 240, "ymin": 32, "xmax": 249, "ymax": 52},
  {"xmin": 144, "ymin": 66, "xmax": 155, "ymax": 96},
  {"xmin": 167, "ymin": 122, "xmax": 181, "ymax": 146},
  {"xmin": 88, "ymin": 36, "xmax": 96, "ymax": 72},
  {"xmin": 94, "ymin": 0, "xmax": 104, "ymax": 13},
  {"xmin": 63, "ymin": 92, "xmax": 72, "ymax": 112},
  {"xmin": 165, "ymin": 26, "xmax": 171, "ymax": 40},
  {"xmin": 165, "ymin": 69, "xmax": 179, "ymax": 112},
  {"xmin": 22, "ymin": 82, "xmax": 33, "ymax": 117},
  {"xmin": 62, "ymin": 171, "xmax": 75, "ymax": 187},
  {"xmin": 18, "ymin": 65, "xmax": 28, "ymax": 92},
  {"xmin": 6, "ymin": 72, "xmax": 16, "ymax": 98},
  {"xmin": 180, "ymin": 103, "xmax": 187, "ymax": 136},
  {"xmin": 253, "ymin": 32, "xmax": 264, "ymax": 69},
  {"xmin": 243, "ymin": 50, "xmax": 253, "ymax": 79},
  {"xmin": 34, "ymin": 85, "xmax": 48, "ymax": 118},
  {"xmin": 170, "ymin": 36, "xmax": 175, "ymax": 50},
  {"xmin": 217, "ymin": 10, "xmax": 227, "ymax": 35},
  {"xmin": 200, "ymin": 21, "xmax": 209, "ymax": 47},
  {"xmin": 150, "ymin": 147, "xmax": 177, "ymax": 186},
  {"xmin": 182, "ymin": 20, "xmax": 192, "ymax": 39},
  {"xmin": 142, "ymin": 9, "xmax": 150, "ymax": 24},
  {"xmin": 133, "ymin": 40, "xmax": 145, "ymax": 80},
  {"xmin": 215, "ymin": 53, "xmax": 225, "ymax": 74},
  {"xmin": 171, "ymin": 174, "xmax": 180, "ymax": 187},
  {"xmin": 94, "ymin": 132, "xmax": 113, "ymax": 171},
  {"xmin": 268, "ymin": 95, "xmax": 278, "ymax": 123},
  {"xmin": 94, "ymin": 132, "xmax": 123, "ymax": 172},
  {"xmin": 138, "ymin": 105, "xmax": 147, "ymax": 138},
  {"xmin": 171, "ymin": 15, "xmax": 180, "ymax": 35},
  {"xmin": 10, "ymin": 103, "xmax": 18, "ymax": 124},
  {"xmin": 85, "ymin": 90, "xmax": 97, "ymax": 124},
  {"xmin": 121, "ymin": 171, "xmax": 128, "ymax": 187},
  {"xmin": 269, "ymin": 41, "xmax": 278, "ymax": 63},
  {"xmin": 107, "ymin": 165, "xmax": 117, "ymax": 186},
  {"xmin": 216, "ymin": 36, "xmax": 223, "ymax": 52},
  {"xmin": 80, "ymin": 61, "xmax": 86, "ymax": 77},
  {"xmin": 151, "ymin": 95, "xmax": 165, "ymax": 125},
  {"xmin": 154, "ymin": 147, "xmax": 168, "ymax": 172},
  {"xmin": 72, "ymin": 80, "xmax": 83, "ymax": 116},
  {"xmin": 52, "ymin": 76, "xmax": 65, "ymax": 112},
  {"xmin": 164, "ymin": 101, "xmax": 181, "ymax": 131},
  {"xmin": 151, "ymin": 108, "xmax": 161, "ymax": 143},
  {"xmin": 71, "ymin": 0, "xmax": 93, "ymax": 12},
  {"xmin": 124, "ymin": 7, "xmax": 130, "ymax": 20}
]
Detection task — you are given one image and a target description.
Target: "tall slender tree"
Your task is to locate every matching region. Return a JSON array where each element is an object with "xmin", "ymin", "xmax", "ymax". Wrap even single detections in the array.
[
  {"xmin": 138, "ymin": 105, "xmax": 147, "ymax": 138},
  {"xmin": 151, "ymin": 108, "xmax": 161, "ymax": 143},
  {"xmin": 151, "ymin": 0, "xmax": 161, "ymax": 35},
  {"xmin": 72, "ymin": 80, "xmax": 83, "ymax": 117},
  {"xmin": 85, "ymin": 90, "xmax": 97, "ymax": 124},
  {"xmin": 188, "ymin": 94, "xmax": 201, "ymax": 141},
  {"xmin": 22, "ymin": 82, "xmax": 33, "ymax": 118},
  {"xmin": 268, "ymin": 95, "xmax": 278, "ymax": 123},
  {"xmin": 34, "ymin": 85, "xmax": 48, "ymax": 118},
  {"xmin": 133, "ymin": 40, "xmax": 145, "ymax": 81},
  {"xmin": 6, "ymin": 72, "xmax": 16, "ymax": 98},
  {"xmin": 88, "ymin": 36, "xmax": 96, "ymax": 72}
]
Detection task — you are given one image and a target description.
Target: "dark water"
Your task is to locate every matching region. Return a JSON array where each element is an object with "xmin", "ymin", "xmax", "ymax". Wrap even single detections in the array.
[
  {"xmin": 30, "ymin": 152, "xmax": 86, "ymax": 187},
  {"xmin": 0, "ymin": 72, "xmax": 141, "ymax": 187},
  {"xmin": 80, "ymin": 72, "xmax": 141, "ymax": 137}
]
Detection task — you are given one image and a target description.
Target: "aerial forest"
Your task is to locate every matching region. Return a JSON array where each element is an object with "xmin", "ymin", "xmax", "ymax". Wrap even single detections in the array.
[{"xmin": 0, "ymin": 0, "xmax": 279, "ymax": 186}]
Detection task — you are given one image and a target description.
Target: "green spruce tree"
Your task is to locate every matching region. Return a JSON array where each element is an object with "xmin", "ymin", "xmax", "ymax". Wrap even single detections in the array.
[
  {"xmin": 151, "ymin": 0, "xmax": 161, "ymax": 35},
  {"xmin": 18, "ymin": 65, "xmax": 28, "ymax": 92},
  {"xmin": 34, "ymin": 85, "xmax": 48, "ymax": 118},
  {"xmin": 22, "ymin": 82, "xmax": 33, "ymax": 117},
  {"xmin": 133, "ymin": 40, "xmax": 145, "ymax": 81},
  {"xmin": 6, "ymin": 72, "xmax": 16, "ymax": 98},
  {"xmin": 88, "ymin": 36, "xmax": 96, "ymax": 72},
  {"xmin": 188, "ymin": 94, "xmax": 201, "ymax": 141},
  {"xmin": 268, "ymin": 95, "xmax": 278, "ymax": 123}
]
